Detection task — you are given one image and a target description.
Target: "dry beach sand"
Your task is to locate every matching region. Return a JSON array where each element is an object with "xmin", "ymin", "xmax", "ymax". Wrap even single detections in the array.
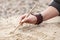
[{"xmin": 0, "ymin": 0, "xmax": 60, "ymax": 40}]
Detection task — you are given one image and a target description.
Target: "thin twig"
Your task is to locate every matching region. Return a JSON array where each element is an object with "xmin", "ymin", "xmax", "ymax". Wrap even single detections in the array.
[{"xmin": 9, "ymin": 2, "xmax": 38, "ymax": 34}]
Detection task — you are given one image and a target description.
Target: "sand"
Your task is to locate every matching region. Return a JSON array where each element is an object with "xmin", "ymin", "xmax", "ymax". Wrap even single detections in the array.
[{"xmin": 0, "ymin": 0, "xmax": 60, "ymax": 40}]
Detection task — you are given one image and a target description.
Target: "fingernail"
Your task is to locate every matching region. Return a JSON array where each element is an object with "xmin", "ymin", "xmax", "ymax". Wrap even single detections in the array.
[
  {"xmin": 21, "ymin": 20, "xmax": 24, "ymax": 23},
  {"xmin": 21, "ymin": 18, "xmax": 26, "ymax": 22}
]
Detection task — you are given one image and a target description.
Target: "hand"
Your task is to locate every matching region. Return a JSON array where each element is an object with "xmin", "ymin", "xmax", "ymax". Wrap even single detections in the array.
[{"xmin": 19, "ymin": 14, "xmax": 37, "ymax": 24}]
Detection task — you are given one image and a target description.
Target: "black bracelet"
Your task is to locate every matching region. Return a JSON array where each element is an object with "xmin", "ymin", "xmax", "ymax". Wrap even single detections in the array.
[{"xmin": 31, "ymin": 14, "xmax": 43, "ymax": 25}]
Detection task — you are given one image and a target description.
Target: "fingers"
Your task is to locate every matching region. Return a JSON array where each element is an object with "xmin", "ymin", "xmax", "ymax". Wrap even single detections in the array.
[
  {"xmin": 19, "ymin": 15, "xmax": 25, "ymax": 24},
  {"xmin": 19, "ymin": 14, "xmax": 37, "ymax": 24},
  {"xmin": 21, "ymin": 17, "xmax": 30, "ymax": 23},
  {"xmin": 20, "ymin": 14, "xmax": 26, "ymax": 20},
  {"xmin": 19, "ymin": 14, "xmax": 28, "ymax": 24}
]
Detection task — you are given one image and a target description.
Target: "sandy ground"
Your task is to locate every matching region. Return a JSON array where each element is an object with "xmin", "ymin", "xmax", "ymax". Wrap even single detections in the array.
[{"xmin": 0, "ymin": 0, "xmax": 60, "ymax": 40}]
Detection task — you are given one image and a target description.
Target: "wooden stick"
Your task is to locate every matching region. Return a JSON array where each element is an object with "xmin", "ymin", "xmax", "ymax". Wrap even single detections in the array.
[{"xmin": 9, "ymin": 2, "xmax": 38, "ymax": 34}]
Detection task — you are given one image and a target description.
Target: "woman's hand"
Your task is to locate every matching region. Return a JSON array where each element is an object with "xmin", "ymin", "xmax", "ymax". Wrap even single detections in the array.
[{"xmin": 19, "ymin": 14, "xmax": 37, "ymax": 24}]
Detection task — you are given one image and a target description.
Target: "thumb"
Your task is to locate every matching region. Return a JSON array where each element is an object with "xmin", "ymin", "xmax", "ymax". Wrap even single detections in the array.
[{"xmin": 21, "ymin": 17, "xmax": 29, "ymax": 23}]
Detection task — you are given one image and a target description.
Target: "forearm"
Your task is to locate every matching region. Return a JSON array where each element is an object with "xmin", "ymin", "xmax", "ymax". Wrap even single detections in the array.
[
  {"xmin": 41, "ymin": 6, "xmax": 59, "ymax": 21},
  {"xmin": 33, "ymin": 0, "xmax": 60, "ymax": 24}
]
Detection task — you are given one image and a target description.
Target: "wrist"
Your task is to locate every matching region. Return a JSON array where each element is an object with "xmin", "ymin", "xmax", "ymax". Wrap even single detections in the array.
[{"xmin": 31, "ymin": 13, "xmax": 43, "ymax": 25}]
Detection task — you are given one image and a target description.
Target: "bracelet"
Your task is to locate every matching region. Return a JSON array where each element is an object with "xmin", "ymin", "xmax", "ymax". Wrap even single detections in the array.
[{"xmin": 31, "ymin": 13, "xmax": 43, "ymax": 24}]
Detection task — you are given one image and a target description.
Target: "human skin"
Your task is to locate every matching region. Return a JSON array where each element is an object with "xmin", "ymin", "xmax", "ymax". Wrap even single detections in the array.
[
  {"xmin": 19, "ymin": 6, "xmax": 59, "ymax": 24},
  {"xmin": 41, "ymin": 6, "xmax": 59, "ymax": 21}
]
